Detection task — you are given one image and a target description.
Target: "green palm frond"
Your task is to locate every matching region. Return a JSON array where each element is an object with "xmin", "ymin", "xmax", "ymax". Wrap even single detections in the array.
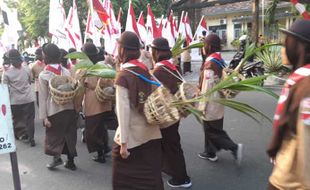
[
  {"xmin": 214, "ymin": 99, "xmax": 272, "ymax": 124},
  {"xmin": 256, "ymin": 45, "xmax": 283, "ymax": 73},
  {"xmin": 185, "ymin": 106, "xmax": 205, "ymax": 124}
]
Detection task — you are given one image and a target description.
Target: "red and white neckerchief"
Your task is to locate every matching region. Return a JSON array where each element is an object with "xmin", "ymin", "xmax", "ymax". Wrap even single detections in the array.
[
  {"xmin": 45, "ymin": 64, "xmax": 62, "ymax": 75},
  {"xmin": 291, "ymin": 0, "xmax": 310, "ymax": 20},
  {"xmin": 126, "ymin": 59, "xmax": 148, "ymax": 71},
  {"xmin": 206, "ymin": 52, "xmax": 223, "ymax": 62},
  {"xmin": 273, "ymin": 64, "xmax": 310, "ymax": 129},
  {"xmin": 155, "ymin": 60, "xmax": 177, "ymax": 71}
]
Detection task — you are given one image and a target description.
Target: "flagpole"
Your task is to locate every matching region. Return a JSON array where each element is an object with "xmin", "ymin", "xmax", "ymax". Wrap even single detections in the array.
[{"xmin": 193, "ymin": 16, "xmax": 203, "ymax": 40}]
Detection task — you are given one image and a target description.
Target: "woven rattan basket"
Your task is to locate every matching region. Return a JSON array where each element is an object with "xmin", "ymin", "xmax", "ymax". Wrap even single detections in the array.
[
  {"xmin": 49, "ymin": 75, "xmax": 78, "ymax": 105},
  {"xmin": 95, "ymin": 78, "xmax": 115, "ymax": 102},
  {"xmin": 175, "ymin": 82, "xmax": 199, "ymax": 117},
  {"xmin": 220, "ymin": 68, "xmax": 245, "ymax": 99},
  {"xmin": 144, "ymin": 86, "xmax": 180, "ymax": 125}
]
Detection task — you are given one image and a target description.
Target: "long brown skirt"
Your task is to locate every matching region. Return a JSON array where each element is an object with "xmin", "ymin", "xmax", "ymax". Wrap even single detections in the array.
[
  {"xmin": 85, "ymin": 112, "xmax": 109, "ymax": 153},
  {"xmin": 161, "ymin": 122, "xmax": 189, "ymax": 182},
  {"xmin": 45, "ymin": 110, "xmax": 77, "ymax": 157},
  {"xmin": 112, "ymin": 139, "xmax": 164, "ymax": 190},
  {"xmin": 11, "ymin": 102, "xmax": 35, "ymax": 139}
]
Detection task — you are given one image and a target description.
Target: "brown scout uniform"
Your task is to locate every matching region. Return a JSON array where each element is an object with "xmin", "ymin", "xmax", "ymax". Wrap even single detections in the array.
[
  {"xmin": 198, "ymin": 55, "xmax": 238, "ymax": 155},
  {"xmin": 83, "ymin": 76, "xmax": 114, "ymax": 153},
  {"xmin": 2, "ymin": 64, "xmax": 35, "ymax": 140},
  {"xmin": 153, "ymin": 61, "xmax": 190, "ymax": 183},
  {"xmin": 38, "ymin": 65, "xmax": 77, "ymax": 157}
]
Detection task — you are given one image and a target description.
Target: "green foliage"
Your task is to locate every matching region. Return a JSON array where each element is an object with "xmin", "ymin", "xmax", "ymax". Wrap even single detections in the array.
[
  {"xmin": 230, "ymin": 39, "xmax": 240, "ymax": 49},
  {"xmin": 171, "ymin": 35, "xmax": 203, "ymax": 57},
  {"xmin": 14, "ymin": 0, "xmax": 50, "ymax": 39},
  {"xmin": 67, "ymin": 52, "xmax": 116, "ymax": 79},
  {"xmin": 256, "ymin": 45, "xmax": 283, "ymax": 74},
  {"xmin": 235, "ymin": 42, "xmax": 281, "ymax": 72}
]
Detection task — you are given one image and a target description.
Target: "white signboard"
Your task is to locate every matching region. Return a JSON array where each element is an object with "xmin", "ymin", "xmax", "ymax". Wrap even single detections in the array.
[{"xmin": 0, "ymin": 84, "xmax": 16, "ymax": 154}]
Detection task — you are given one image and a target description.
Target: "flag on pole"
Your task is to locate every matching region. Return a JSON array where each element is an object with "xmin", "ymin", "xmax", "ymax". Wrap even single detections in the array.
[
  {"xmin": 185, "ymin": 12, "xmax": 193, "ymax": 45},
  {"xmin": 92, "ymin": 0, "xmax": 110, "ymax": 25},
  {"xmin": 137, "ymin": 12, "xmax": 147, "ymax": 43},
  {"xmin": 178, "ymin": 11, "xmax": 186, "ymax": 39},
  {"xmin": 146, "ymin": 4, "xmax": 161, "ymax": 39},
  {"xmin": 125, "ymin": 0, "xmax": 140, "ymax": 38},
  {"xmin": 64, "ymin": 0, "xmax": 83, "ymax": 50},
  {"xmin": 193, "ymin": 16, "xmax": 208, "ymax": 40},
  {"xmin": 102, "ymin": 0, "xmax": 120, "ymax": 55},
  {"xmin": 162, "ymin": 10, "xmax": 175, "ymax": 47},
  {"xmin": 49, "ymin": 0, "xmax": 68, "ymax": 49},
  {"xmin": 0, "ymin": 1, "xmax": 22, "ymax": 49}
]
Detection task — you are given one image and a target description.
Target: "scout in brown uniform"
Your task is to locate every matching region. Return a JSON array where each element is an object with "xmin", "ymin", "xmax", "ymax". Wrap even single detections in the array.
[
  {"xmin": 31, "ymin": 48, "xmax": 45, "ymax": 106},
  {"xmin": 2, "ymin": 49, "xmax": 36, "ymax": 147},
  {"xmin": 38, "ymin": 43, "xmax": 78, "ymax": 170},
  {"xmin": 267, "ymin": 19, "xmax": 310, "ymax": 190},
  {"xmin": 198, "ymin": 34, "xmax": 242, "ymax": 163},
  {"xmin": 81, "ymin": 43, "xmax": 113, "ymax": 163},
  {"xmin": 112, "ymin": 31, "xmax": 163, "ymax": 190},
  {"xmin": 150, "ymin": 37, "xmax": 192, "ymax": 188}
]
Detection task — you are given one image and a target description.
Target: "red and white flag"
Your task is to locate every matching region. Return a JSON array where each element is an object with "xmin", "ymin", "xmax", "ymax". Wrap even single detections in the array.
[
  {"xmin": 146, "ymin": 4, "xmax": 161, "ymax": 40},
  {"xmin": 92, "ymin": 0, "xmax": 110, "ymax": 27},
  {"xmin": 102, "ymin": 0, "xmax": 120, "ymax": 55},
  {"xmin": 64, "ymin": 0, "xmax": 83, "ymax": 50},
  {"xmin": 125, "ymin": 0, "xmax": 140, "ymax": 38},
  {"xmin": 178, "ymin": 11, "xmax": 186, "ymax": 39},
  {"xmin": 193, "ymin": 16, "xmax": 208, "ymax": 40},
  {"xmin": 162, "ymin": 10, "xmax": 175, "ymax": 47},
  {"xmin": 49, "ymin": 0, "xmax": 68, "ymax": 48},
  {"xmin": 137, "ymin": 12, "xmax": 147, "ymax": 43},
  {"xmin": 185, "ymin": 12, "xmax": 193, "ymax": 45}
]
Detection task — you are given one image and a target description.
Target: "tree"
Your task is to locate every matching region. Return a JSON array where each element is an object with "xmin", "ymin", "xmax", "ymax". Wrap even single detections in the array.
[{"xmin": 252, "ymin": 0, "xmax": 259, "ymax": 44}]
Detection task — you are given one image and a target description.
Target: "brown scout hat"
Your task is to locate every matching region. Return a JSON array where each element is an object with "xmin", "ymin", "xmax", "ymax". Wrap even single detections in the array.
[
  {"xmin": 118, "ymin": 31, "xmax": 141, "ymax": 50},
  {"xmin": 280, "ymin": 19, "xmax": 310, "ymax": 44},
  {"xmin": 150, "ymin": 37, "xmax": 170, "ymax": 51}
]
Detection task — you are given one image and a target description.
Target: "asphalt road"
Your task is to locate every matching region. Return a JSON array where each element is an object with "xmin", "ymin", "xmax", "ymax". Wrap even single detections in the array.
[{"xmin": 0, "ymin": 89, "xmax": 279, "ymax": 190}]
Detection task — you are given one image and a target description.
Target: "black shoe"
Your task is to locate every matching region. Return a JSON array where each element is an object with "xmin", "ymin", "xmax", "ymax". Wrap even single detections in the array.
[
  {"xmin": 46, "ymin": 157, "xmax": 63, "ymax": 169},
  {"xmin": 30, "ymin": 139, "xmax": 36, "ymax": 147},
  {"xmin": 167, "ymin": 178, "xmax": 192, "ymax": 188},
  {"xmin": 92, "ymin": 155, "xmax": 106, "ymax": 163},
  {"xmin": 64, "ymin": 161, "xmax": 77, "ymax": 171},
  {"xmin": 19, "ymin": 134, "xmax": 29, "ymax": 141},
  {"xmin": 198, "ymin": 152, "xmax": 218, "ymax": 162}
]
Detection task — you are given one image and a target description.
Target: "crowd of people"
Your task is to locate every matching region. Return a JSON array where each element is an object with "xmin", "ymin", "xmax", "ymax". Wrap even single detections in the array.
[{"xmin": 0, "ymin": 19, "xmax": 310, "ymax": 190}]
